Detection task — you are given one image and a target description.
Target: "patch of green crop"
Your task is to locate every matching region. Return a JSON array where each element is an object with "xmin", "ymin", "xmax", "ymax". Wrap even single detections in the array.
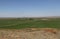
[{"xmin": 0, "ymin": 18, "xmax": 60, "ymax": 29}]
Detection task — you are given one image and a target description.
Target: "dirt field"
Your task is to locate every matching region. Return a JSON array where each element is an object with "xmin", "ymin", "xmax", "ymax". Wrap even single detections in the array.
[{"xmin": 0, "ymin": 28, "xmax": 60, "ymax": 39}]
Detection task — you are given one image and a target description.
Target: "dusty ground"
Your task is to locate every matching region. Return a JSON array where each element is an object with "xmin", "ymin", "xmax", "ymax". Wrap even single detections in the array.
[{"xmin": 0, "ymin": 28, "xmax": 60, "ymax": 39}]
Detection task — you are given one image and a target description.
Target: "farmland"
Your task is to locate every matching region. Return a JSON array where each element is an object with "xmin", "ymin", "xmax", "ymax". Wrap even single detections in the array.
[
  {"xmin": 0, "ymin": 18, "xmax": 60, "ymax": 29},
  {"xmin": 0, "ymin": 18, "xmax": 60, "ymax": 39}
]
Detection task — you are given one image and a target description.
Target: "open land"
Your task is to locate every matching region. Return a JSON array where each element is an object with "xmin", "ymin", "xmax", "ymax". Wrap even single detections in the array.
[
  {"xmin": 0, "ymin": 18, "xmax": 60, "ymax": 29},
  {"xmin": 0, "ymin": 17, "xmax": 60, "ymax": 39}
]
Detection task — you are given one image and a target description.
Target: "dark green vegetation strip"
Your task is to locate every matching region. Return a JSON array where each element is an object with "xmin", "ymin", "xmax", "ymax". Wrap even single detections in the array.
[{"xmin": 0, "ymin": 18, "xmax": 60, "ymax": 29}]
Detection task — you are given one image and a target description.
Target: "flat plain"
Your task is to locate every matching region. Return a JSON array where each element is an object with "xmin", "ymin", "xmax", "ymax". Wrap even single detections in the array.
[
  {"xmin": 0, "ymin": 18, "xmax": 60, "ymax": 29},
  {"xmin": 0, "ymin": 18, "xmax": 60, "ymax": 39}
]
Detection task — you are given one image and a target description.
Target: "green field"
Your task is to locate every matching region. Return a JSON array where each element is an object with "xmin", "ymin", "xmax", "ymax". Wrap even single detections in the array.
[{"xmin": 0, "ymin": 18, "xmax": 60, "ymax": 29}]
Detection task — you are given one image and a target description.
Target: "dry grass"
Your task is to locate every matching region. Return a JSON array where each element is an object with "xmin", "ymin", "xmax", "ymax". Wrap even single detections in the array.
[{"xmin": 0, "ymin": 28, "xmax": 60, "ymax": 39}]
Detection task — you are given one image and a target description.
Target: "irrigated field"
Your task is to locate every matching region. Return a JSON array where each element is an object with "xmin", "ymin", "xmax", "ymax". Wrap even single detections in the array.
[{"xmin": 0, "ymin": 18, "xmax": 60, "ymax": 29}]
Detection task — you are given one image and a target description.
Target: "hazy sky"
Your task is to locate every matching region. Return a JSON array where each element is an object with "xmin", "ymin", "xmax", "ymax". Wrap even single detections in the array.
[{"xmin": 0, "ymin": 0, "xmax": 60, "ymax": 17}]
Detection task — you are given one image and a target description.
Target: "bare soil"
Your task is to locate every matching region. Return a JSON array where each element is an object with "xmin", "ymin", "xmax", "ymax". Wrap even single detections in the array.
[{"xmin": 0, "ymin": 28, "xmax": 60, "ymax": 39}]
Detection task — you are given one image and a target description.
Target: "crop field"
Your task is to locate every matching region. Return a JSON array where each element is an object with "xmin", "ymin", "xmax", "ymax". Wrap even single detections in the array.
[{"xmin": 0, "ymin": 18, "xmax": 60, "ymax": 29}]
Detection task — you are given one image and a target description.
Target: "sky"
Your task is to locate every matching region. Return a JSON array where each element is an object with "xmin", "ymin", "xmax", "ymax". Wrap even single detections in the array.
[{"xmin": 0, "ymin": 0, "xmax": 60, "ymax": 17}]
